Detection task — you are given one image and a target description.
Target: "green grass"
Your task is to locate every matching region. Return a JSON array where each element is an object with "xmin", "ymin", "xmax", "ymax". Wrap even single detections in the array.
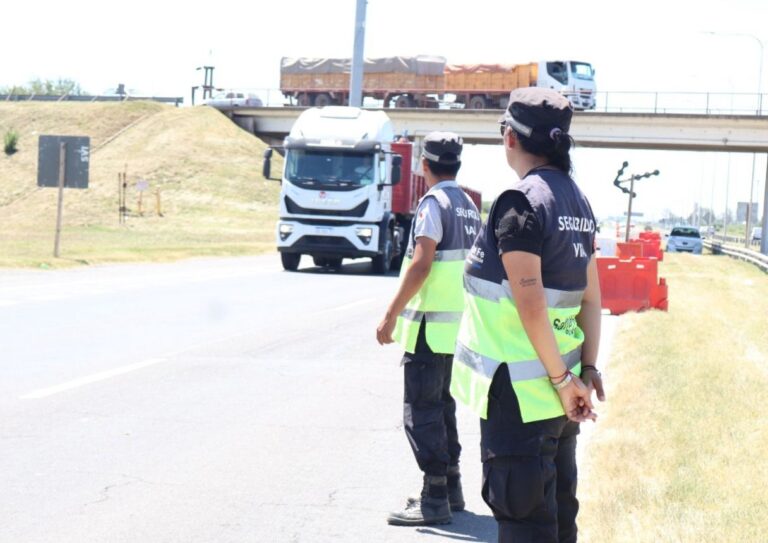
[
  {"xmin": 579, "ymin": 253, "xmax": 768, "ymax": 542},
  {"xmin": 0, "ymin": 102, "xmax": 283, "ymax": 268}
]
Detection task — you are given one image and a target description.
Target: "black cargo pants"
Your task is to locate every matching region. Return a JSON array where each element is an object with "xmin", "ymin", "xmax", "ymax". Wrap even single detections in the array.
[
  {"xmin": 401, "ymin": 320, "xmax": 461, "ymax": 477},
  {"xmin": 480, "ymin": 363, "xmax": 579, "ymax": 543}
]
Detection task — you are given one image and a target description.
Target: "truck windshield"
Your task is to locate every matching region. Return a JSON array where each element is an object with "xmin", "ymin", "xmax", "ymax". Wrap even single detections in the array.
[
  {"xmin": 285, "ymin": 149, "xmax": 376, "ymax": 190},
  {"xmin": 569, "ymin": 62, "xmax": 594, "ymax": 80}
]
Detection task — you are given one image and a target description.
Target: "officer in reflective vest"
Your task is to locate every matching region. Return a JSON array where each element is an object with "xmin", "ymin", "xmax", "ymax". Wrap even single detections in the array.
[
  {"xmin": 451, "ymin": 88, "xmax": 606, "ymax": 542},
  {"xmin": 376, "ymin": 131, "xmax": 481, "ymax": 527}
]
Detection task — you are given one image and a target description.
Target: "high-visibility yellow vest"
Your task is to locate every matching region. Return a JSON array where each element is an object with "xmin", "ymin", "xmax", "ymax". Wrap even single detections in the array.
[
  {"xmin": 451, "ymin": 178, "xmax": 596, "ymax": 422},
  {"xmin": 392, "ymin": 183, "xmax": 481, "ymax": 354}
]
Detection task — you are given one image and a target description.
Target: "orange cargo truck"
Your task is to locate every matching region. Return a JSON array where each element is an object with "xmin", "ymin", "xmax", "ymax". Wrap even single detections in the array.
[{"xmin": 280, "ymin": 57, "xmax": 596, "ymax": 110}]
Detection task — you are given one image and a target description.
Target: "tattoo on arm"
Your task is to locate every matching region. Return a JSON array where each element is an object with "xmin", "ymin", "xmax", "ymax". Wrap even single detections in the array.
[{"xmin": 519, "ymin": 277, "xmax": 537, "ymax": 288}]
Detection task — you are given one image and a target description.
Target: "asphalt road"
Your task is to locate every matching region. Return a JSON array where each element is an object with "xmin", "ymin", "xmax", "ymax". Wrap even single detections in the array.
[{"xmin": 0, "ymin": 255, "xmax": 614, "ymax": 543}]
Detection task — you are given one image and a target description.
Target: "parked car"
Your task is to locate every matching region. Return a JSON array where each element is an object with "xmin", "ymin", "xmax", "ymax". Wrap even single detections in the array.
[
  {"xmin": 666, "ymin": 226, "xmax": 702, "ymax": 254},
  {"xmin": 203, "ymin": 90, "xmax": 263, "ymax": 109},
  {"xmin": 751, "ymin": 226, "xmax": 763, "ymax": 243}
]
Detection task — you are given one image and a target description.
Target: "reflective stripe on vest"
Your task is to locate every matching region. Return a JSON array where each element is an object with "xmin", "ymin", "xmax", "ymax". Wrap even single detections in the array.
[
  {"xmin": 463, "ymin": 274, "xmax": 585, "ymax": 308},
  {"xmin": 392, "ymin": 184, "xmax": 481, "ymax": 354}
]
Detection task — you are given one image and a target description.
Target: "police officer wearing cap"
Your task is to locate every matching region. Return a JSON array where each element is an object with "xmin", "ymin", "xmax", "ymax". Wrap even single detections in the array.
[
  {"xmin": 377, "ymin": 131, "xmax": 481, "ymax": 526},
  {"xmin": 451, "ymin": 88, "xmax": 606, "ymax": 542}
]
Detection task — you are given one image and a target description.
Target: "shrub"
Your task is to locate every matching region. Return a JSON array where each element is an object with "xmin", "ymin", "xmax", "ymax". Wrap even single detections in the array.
[{"xmin": 4, "ymin": 129, "xmax": 19, "ymax": 155}]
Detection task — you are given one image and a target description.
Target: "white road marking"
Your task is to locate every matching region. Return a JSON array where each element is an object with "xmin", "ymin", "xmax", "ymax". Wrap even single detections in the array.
[
  {"xmin": 20, "ymin": 358, "xmax": 168, "ymax": 400},
  {"xmin": 18, "ymin": 294, "xmax": 381, "ymax": 401}
]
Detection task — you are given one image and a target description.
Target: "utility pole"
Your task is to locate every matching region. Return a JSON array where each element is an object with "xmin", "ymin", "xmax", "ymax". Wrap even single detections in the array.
[{"xmin": 349, "ymin": 0, "xmax": 367, "ymax": 107}]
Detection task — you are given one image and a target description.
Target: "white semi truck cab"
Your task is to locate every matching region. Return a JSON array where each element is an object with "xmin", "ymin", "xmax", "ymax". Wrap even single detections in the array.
[
  {"xmin": 269, "ymin": 107, "xmax": 405, "ymax": 274},
  {"xmin": 537, "ymin": 60, "xmax": 597, "ymax": 110}
]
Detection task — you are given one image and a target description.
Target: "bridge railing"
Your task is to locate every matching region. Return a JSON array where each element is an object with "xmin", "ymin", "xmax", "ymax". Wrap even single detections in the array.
[{"xmin": 207, "ymin": 88, "xmax": 767, "ymax": 116}]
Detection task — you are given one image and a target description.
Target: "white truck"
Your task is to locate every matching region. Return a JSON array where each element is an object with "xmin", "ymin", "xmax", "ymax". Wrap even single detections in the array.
[{"xmin": 264, "ymin": 106, "xmax": 481, "ymax": 274}]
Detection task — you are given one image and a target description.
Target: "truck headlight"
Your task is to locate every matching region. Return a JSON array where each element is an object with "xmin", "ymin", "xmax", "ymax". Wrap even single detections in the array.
[
  {"xmin": 356, "ymin": 227, "xmax": 373, "ymax": 245},
  {"xmin": 279, "ymin": 223, "xmax": 294, "ymax": 241}
]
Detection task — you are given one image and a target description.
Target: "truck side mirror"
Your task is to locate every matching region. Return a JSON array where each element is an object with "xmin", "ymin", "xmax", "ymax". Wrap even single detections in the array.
[
  {"xmin": 262, "ymin": 148, "xmax": 274, "ymax": 180},
  {"xmin": 390, "ymin": 155, "xmax": 402, "ymax": 186}
]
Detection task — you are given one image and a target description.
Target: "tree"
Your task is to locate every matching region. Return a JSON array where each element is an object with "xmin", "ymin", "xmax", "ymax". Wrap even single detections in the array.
[{"xmin": 0, "ymin": 78, "xmax": 87, "ymax": 96}]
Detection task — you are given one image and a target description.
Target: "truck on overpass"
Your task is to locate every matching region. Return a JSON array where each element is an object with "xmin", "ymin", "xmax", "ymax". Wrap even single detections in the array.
[{"xmin": 279, "ymin": 56, "xmax": 596, "ymax": 110}]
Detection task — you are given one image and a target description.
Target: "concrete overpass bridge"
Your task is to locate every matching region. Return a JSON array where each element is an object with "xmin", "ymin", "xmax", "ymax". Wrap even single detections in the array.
[{"xmin": 232, "ymin": 106, "xmax": 768, "ymax": 153}]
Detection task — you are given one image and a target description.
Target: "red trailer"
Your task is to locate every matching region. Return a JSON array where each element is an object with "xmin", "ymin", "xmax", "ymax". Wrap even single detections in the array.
[{"xmin": 390, "ymin": 140, "xmax": 482, "ymax": 260}]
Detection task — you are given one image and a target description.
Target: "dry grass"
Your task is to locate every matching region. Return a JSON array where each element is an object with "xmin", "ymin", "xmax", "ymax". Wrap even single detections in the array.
[
  {"xmin": 579, "ymin": 253, "xmax": 768, "ymax": 543},
  {"xmin": 0, "ymin": 102, "xmax": 282, "ymax": 268}
]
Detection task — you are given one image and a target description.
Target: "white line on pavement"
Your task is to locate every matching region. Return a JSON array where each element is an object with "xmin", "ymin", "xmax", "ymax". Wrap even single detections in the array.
[
  {"xmin": 20, "ymin": 358, "xmax": 168, "ymax": 400},
  {"xmin": 19, "ymin": 297, "xmax": 380, "ymax": 400}
]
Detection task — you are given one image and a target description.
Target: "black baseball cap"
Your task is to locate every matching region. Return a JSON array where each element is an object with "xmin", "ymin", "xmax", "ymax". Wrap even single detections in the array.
[
  {"xmin": 499, "ymin": 87, "xmax": 573, "ymax": 141},
  {"xmin": 421, "ymin": 131, "xmax": 463, "ymax": 165}
]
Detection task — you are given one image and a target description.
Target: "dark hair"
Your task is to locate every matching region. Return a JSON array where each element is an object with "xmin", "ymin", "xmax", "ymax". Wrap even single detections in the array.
[
  {"xmin": 516, "ymin": 130, "xmax": 575, "ymax": 175},
  {"xmin": 425, "ymin": 159, "xmax": 461, "ymax": 178}
]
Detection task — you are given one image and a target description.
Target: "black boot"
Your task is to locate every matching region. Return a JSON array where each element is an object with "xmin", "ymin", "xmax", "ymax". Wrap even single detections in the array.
[
  {"xmin": 447, "ymin": 465, "xmax": 465, "ymax": 512},
  {"xmin": 387, "ymin": 475, "xmax": 452, "ymax": 526},
  {"xmin": 406, "ymin": 466, "xmax": 465, "ymax": 512}
]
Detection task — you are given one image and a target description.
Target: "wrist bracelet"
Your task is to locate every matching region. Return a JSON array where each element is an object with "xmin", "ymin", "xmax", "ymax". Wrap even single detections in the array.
[
  {"xmin": 551, "ymin": 371, "xmax": 573, "ymax": 391},
  {"xmin": 581, "ymin": 365, "xmax": 601, "ymax": 375}
]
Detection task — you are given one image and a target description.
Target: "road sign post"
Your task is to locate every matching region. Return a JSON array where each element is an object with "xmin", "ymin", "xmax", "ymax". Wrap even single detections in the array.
[{"xmin": 37, "ymin": 135, "xmax": 90, "ymax": 257}]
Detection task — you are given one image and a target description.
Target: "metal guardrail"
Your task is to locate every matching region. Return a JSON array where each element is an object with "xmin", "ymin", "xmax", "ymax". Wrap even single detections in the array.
[
  {"xmin": 1, "ymin": 94, "xmax": 184, "ymax": 106},
  {"xmin": 704, "ymin": 240, "xmax": 768, "ymax": 273},
  {"xmin": 201, "ymin": 88, "xmax": 768, "ymax": 116}
]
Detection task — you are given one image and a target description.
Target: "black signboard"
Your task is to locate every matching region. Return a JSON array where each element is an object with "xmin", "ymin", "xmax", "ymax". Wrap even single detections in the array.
[{"xmin": 37, "ymin": 135, "xmax": 90, "ymax": 189}]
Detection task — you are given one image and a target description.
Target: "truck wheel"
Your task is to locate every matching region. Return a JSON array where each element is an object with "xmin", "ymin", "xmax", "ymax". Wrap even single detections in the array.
[
  {"xmin": 313, "ymin": 93, "xmax": 332, "ymax": 107},
  {"xmin": 468, "ymin": 95, "xmax": 487, "ymax": 109},
  {"xmin": 297, "ymin": 93, "xmax": 311, "ymax": 107},
  {"xmin": 312, "ymin": 256, "xmax": 328, "ymax": 267},
  {"xmin": 326, "ymin": 258, "xmax": 343, "ymax": 270},
  {"xmin": 372, "ymin": 229, "xmax": 393, "ymax": 274},
  {"xmin": 394, "ymin": 95, "xmax": 413, "ymax": 108},
  {"xmin": 281, "ymin": 252, "xmax": 301, "ymax": 271}
]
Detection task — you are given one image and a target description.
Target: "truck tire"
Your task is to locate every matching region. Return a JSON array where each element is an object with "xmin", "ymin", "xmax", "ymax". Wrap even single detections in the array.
[
  {"xmin": 326, "ymin": 258, "xmax": 343, "ymax": 270},
  {"xmin": 372, "ymin": 228, "xmax": 393, "ymax": 274},
  {"xmin": 297, "ymin": 93, "xmax": 311, "ymax": 107},
  {"xmin": 394, "ymin": 95, "xmax": 414, "ymax": 108},
  {"xmin": 281, "ymin": 252, "xmax": 301, "ymax": 271},
  {"xmin": 313, "ymin": 93, "xmax": 332, "ymax": 107},
  {"xmin": 312, "ymin": 256, "xmax": 328, "ymax": 267},
  {"xmin": 468, "ymin": 95, "xmax": 487, "ymax": 109}
]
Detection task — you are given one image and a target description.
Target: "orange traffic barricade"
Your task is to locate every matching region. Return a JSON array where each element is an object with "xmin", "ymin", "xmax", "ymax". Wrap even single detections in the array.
[{"xmin": 597, "ymin": 257, "xmax": 668, "ymax": 315}]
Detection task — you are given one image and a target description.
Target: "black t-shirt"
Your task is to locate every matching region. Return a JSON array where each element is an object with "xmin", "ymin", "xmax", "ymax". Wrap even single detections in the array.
[{"xmin": 492, "ymin": 190, "xmax": 543, "ymax": 256}]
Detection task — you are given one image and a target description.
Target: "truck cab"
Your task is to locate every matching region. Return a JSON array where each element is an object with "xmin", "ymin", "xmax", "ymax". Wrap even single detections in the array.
[
  {"xmin": 537, "ymin": 60, "xmax": 597, "ymax": 110},
  {"xmin": 273, "ymin": 107, "xmax": 403, "ymax": 273}
]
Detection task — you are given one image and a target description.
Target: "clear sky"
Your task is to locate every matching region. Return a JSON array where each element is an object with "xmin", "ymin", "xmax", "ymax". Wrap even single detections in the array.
[{"xmin": 2, "ymin": 0, "xmax": 767, "ymax": 223}]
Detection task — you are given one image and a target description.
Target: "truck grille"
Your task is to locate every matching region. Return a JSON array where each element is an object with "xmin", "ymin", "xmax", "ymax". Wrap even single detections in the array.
[{"xmin": 285, "ymin": 196, "xmax": 368, "ymax": 218}]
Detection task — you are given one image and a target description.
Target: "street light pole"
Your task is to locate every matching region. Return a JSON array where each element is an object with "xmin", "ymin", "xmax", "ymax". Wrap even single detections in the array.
[
  {"xmin": 704, "ymin": 31, "xmax": 765, "ymax": 250},
  {"xmin": 349, "ymin": 0, "xmax": 367, "ymax": 108}
]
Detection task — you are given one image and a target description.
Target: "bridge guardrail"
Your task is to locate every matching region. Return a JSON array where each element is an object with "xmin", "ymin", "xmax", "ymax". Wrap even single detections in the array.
[
  {"xmin": 193, "ymin": 88, "xmax": 768, "ymax": 116},
  {"xmin": 704, "ymin": 240, "xmax": 768, "ymax": 273}
]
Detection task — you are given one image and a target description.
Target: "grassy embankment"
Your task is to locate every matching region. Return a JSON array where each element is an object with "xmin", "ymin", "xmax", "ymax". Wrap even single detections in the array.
[
  {"xmin": 579, "ymin": 253, "xmax": 768, "ymax": 542},
  {"xmin": 0, "ymin": 101, "xmax": 282, "ymax": 268}
]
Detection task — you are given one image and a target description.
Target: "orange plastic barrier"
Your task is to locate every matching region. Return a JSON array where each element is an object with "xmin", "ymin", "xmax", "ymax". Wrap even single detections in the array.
[
  {"xmin": 597, "ymin": 257, "xmax": 668, "ymax": 315},
  {"xmin": 629, "ymin": 237, "xmax": 663, "ymax": 261},
  {"xmin": 616, "ymin": 242, "xmax": 644, "ymax": 259}
]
